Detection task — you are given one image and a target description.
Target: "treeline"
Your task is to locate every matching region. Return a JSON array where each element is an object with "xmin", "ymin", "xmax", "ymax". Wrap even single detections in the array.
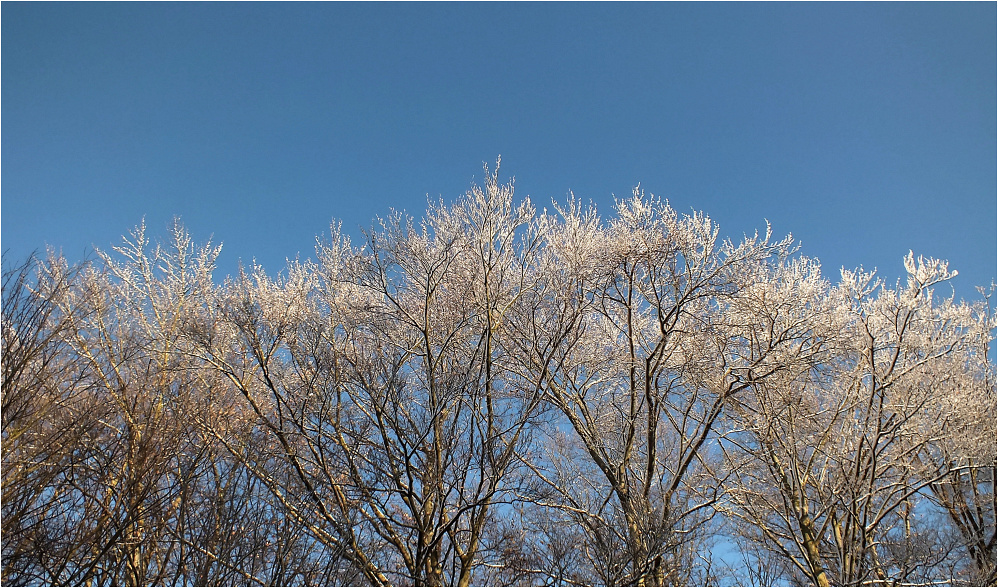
[{"xmin": 3, "ymin": 166, "xmax": 995, "ymax": 586}]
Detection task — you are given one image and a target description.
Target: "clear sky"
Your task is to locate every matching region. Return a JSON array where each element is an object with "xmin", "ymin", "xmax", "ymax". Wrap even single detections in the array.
[{"xmin": 3, "ymin": 2, "xmax": 995, "ymax": 301}]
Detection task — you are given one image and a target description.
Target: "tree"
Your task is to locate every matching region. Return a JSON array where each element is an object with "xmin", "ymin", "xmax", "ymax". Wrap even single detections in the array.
[
  {"xmin": 2, "ymin": 252, "xmax": 94, "ymax": 584},
  {"xmin": 723, "ymin": 254, "xmax": 996, "ymax": 586},
  {"xmin": 921, "ymin": 285, "xmax": 996, "ymax": 585},
  {"xmin": 517, "ymin": 191, "xmax": 823, "ymax": 586}
]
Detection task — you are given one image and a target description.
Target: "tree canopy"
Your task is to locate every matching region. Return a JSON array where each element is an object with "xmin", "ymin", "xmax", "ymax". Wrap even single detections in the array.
[{"xmin": 3, "ymin": 165, "xmax": 995, "ymax": 586}]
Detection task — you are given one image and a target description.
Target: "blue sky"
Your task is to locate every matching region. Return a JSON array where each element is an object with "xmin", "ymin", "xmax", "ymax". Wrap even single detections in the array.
[{"xmin": 3, "ymin": 2, "xmax": 995, "ymax": 301}]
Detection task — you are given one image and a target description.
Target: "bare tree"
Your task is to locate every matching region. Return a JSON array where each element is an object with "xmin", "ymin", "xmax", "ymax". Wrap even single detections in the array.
[
  {"xmin": 921, "ymin": 285, "xmax": 996, "ymax": 585},
  {"xmin": 1, "ymin": 252, "xmax": 96, "ymax": 584},
  {"xmin": 518, "ymin": 191, "xmax": 815, "ymax": 586},
  {"xmin": 723, "ymin": 253, "xmax": 995, "ymax": 586},
  {"xmin": 319, "ymin": 163, "xmax": 554, "ymax": 585}
]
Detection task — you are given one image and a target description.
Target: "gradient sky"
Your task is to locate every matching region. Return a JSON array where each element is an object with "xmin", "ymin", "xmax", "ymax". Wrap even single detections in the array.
[{"xmin": 3, "ymin": 2, "xmax": 995, "ymax": 301}]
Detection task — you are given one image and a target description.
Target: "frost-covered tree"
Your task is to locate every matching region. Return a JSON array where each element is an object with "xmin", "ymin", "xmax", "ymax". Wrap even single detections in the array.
[
  {"xmin": 722, "ymin": 254, "xmax": 996, "ymax": 587},
  {"xmin": 2, "ymin": 163, "xmax": 993, "ymax": 586},
  {"xmin": 513, "ymin": 191, "xmax": 829, "ymax": 586}
]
